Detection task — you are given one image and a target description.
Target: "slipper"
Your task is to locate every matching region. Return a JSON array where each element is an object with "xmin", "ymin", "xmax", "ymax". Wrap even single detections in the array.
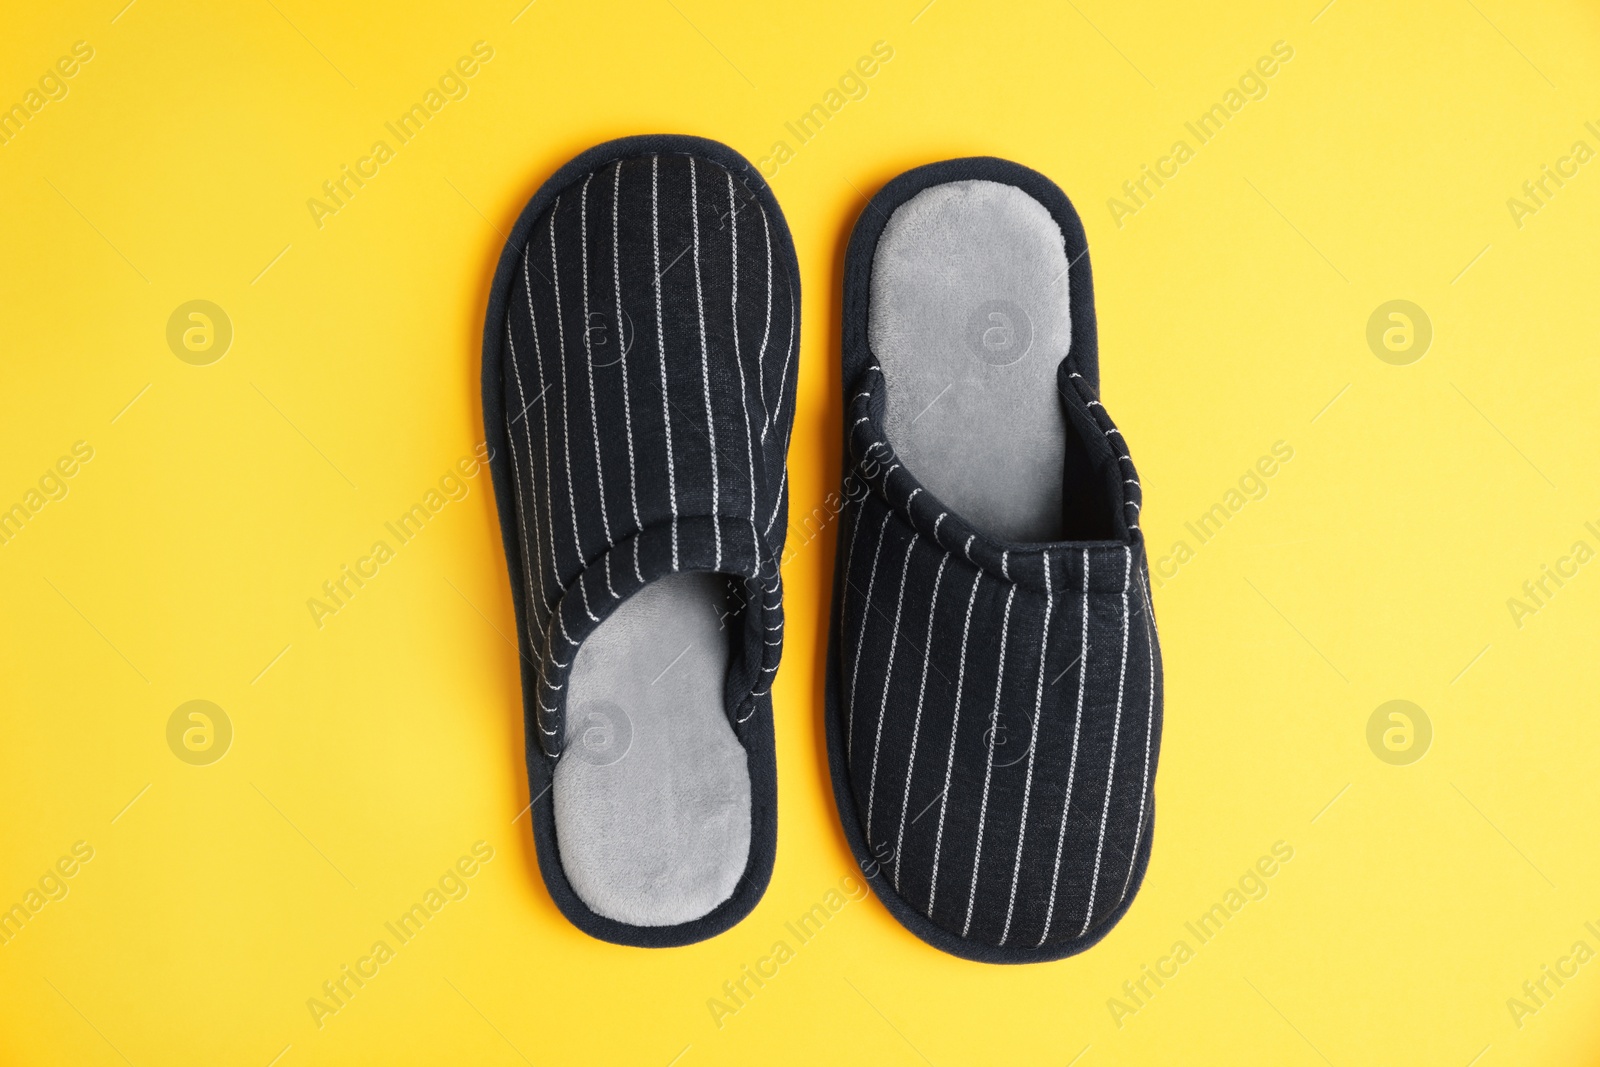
[
  {"xmin": 825, "ymin": 157, "xmax": 1162, "ymax": 963},
  {"xmin": 482, "ymin": 135, "xmax": 799, "ymax": 947}
]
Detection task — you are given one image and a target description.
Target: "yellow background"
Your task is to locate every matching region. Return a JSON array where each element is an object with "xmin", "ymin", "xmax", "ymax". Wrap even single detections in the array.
[{"xmin": 3, "ymin": 0, "xmax": 1599, "ymax": 1063}]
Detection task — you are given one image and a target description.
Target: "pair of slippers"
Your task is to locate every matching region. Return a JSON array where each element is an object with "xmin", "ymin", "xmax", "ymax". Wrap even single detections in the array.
[{"xmin": 480, "ymin": 135, "xmax": 1162, "ymax": 964}]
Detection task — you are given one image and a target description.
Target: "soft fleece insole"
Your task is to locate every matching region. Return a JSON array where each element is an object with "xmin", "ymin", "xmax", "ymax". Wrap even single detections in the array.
[
  {"xmin": 868, "ymin": 179, "xmax": 1071, "ymax": 543},
  {"xmin": 554, "ymin": 572, "xmax": 751, "ymax": 927}
]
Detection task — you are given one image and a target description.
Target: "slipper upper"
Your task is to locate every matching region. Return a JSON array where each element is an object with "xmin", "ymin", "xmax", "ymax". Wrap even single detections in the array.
[
  {"xmin": 835, "ymin": 354, "xmax": 1162, "ymax": 955},
  {"xmin": 500, "ymin": 150, "xmax": 799, "ymax": 758}
]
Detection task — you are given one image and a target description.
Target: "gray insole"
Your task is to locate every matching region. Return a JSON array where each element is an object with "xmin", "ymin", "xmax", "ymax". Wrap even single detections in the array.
[
  {"xmin": 869, "ymin": 179, "xmax": 1071, "ymax": 543},
  {"xmin": 554, "ymin": 571, "xmax": 751, "ymax": 927}
]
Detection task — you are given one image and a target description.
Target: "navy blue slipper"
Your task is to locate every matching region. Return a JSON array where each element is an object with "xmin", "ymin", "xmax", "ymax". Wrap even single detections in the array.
[
  {"xmin": 825, "ymin": 157, "xmax": 1162, "ymax": 964},
  {"xmin": 482, "ymin": 135, "xmax": 799, "ymax": 947}
]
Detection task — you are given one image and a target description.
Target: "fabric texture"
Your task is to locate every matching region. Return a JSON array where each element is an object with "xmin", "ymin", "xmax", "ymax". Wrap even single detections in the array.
[
  {"xmin": 825, "ymin": 157, "xmax": 1163, "ymax": 964},
  {"xmin": 869, "ymin": 178, "xmax": 1074, "ymax": 543},
  {"xmin": 554, "ymin": 572, "xmax": 751, "ymax": 927},
  {"xmin": 482, "ymin": 135, "xmax": 800, "ymax": 947}
]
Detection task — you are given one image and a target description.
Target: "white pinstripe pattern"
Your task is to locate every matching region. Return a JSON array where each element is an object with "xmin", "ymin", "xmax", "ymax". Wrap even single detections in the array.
[
  {"xmin": 687, "ymin": 158, "xmax": 722, "ymax": 570},
  {"xmin": 745, "ymin": 216, "xmax": 792, "ymax": 699},
  {"xmin": 740, "ymin": 569, "xmax": 784, "ymax": 717},
  {"xmin": 836, "ymin": 496, "xmax": 864, "ymax": 634},
  {"xmin": 578, "ymin": 174, "xmax": 618, "ymax": 601},
  {"xmin": 521, "ymin": 248, "xmax": 560, "ymax": 619},
  {"xmin": 547, "ymin": 198, "xmax": 598, "ymax": 624},
  {"xmin": 928, "ymin": 565, "xmax": 982, "ymax": 913},
  {"xmin": 761, "ymin": 287, "xmax": 800, "ymax": 537},
  {"xmin": 650, "ymin": 156, "xmax": 679, "ymax": 571},
  {"xmin": 543, "ymin": 617, "xmax": 569, "ymax": 666},
  {"xmin": 529, "ymin": 580, "xmax": 561, "ymax": 748},
  {"xmin": 865, "ymin": 535, "xmax": 917, "ymax": 841},
  {"xmin": 891, "ymin": 541, "xmax": 948, "ymax": 889},
  {"xmin": 1038, "ymin": 548, "xmax": 1091, "ymax": 946},
  {"xmin": 775, "ymin": 283, "xmax": 796, "ymax": 426},
  {"xmin": 764, "ymin": 461, "xmax": 787, "ymax": 538},
  {"xmin": 611, "ymin": 160, "xmax": 645, "ymax": 584},
  {"xmin": 1078, "ymin": 546, "xmax": 1133, "ymax": 937},
  {"xmin": 746, "ymin": 570, "xmax": 785, "ymax": 706},
  {"xmin": 846, "ymin": 510, "xmax": 893, "ymax": 761},
  {"xmin": 751, "ymin": 628, "xmax": 783, "ymax": 704},
  {"xmin": 555, "ymin": 606, "xmax": 579, "ymax": 648},
  {"xmin": 963, "ymin": 580, "xmax": 1016, "ymax": 938},
  {"xmin": 763, "ymin": 288, "xmax": 797, "ymax": 538},
  {"xmin": 503, "ymin": 323, "xmax": 542, "ymax": 644},
  {"xmin": 1000, "ymin": 551, "xmax": 1053, "ymax": 945},
  {"xmin": 726, "ymin": 171, "xmax": 759, "ymax": 561},
  {"xmin": 756, "ymin": 204, "xmax": 773, "ymax": 438},
  {"xmin": 1117, "ymin": 573, "xmax": 1158, "ymax": 905},
  {"xmin": 507, "ymin": 157, "xmax": 802, "ymax": 762},
  {"xmin": 534, "ymin": 607, "xmax": 563, "ymax": 756}
]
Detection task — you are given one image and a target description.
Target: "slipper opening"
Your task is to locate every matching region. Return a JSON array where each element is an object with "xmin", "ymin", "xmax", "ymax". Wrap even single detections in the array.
[{"xmin": 868, "ymin": 178, "xmax": 1119, "ymax": 542}]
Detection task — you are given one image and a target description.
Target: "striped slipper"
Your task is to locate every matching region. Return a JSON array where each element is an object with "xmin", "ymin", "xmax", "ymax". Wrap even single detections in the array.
[
  {"xmin": 482, "ymin": 135, "xmax": 799, "ymax": 947},
  {"xmin": 826, "ymin": 158, "xmax": 1162, "ymax": 963}
]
